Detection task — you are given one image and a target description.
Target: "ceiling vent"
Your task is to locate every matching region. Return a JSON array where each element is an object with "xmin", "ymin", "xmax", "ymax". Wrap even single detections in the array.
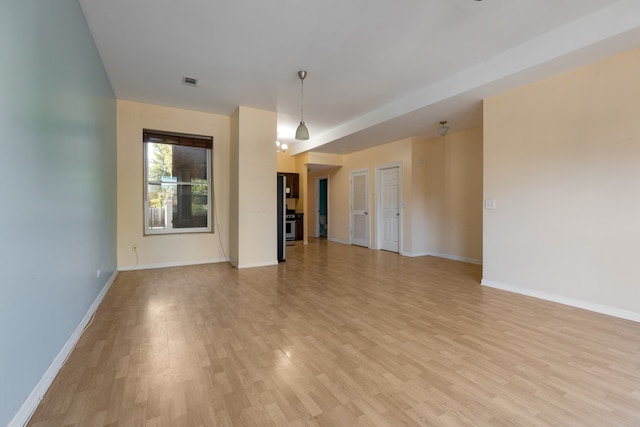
[{"xmin": 182, "ymin": 76, "xmax": 198, "ymax": 87}]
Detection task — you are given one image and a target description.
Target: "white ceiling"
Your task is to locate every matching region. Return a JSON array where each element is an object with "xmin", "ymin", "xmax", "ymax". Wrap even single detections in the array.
[{"xmin": 79, "ymin": 0, "xmax": 640, "ymax": 155}]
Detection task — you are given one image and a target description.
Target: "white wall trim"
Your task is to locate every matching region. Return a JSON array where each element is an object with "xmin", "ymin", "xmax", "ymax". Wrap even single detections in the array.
[
  {"xmin": 9, "ymin": 270, "xmax": 118, "ymax": 427},
  {"xmin": 236, "ymin": 260, "xmax": 278, "ymax": 269},
  {"xmin": 328, "ymin": 237, "xmax": 350, "ymax": 245},
  {"xmin": 118, "ymin": 257, "xmax": 228, "ymax": 271},
  {"xmin": 401, "ymin": 251, "xmax": 483, "ymax": 265},
  {"xmin": 481, "ymin": 279, "xmax": 640, "ymax": 324},
  {"xmin": 401, "ymin": 250, "xmax": 430, "ymax": 257},
  {"xmin": 428, "ymin": 252, "xmax": 483, "ymax": 265}
]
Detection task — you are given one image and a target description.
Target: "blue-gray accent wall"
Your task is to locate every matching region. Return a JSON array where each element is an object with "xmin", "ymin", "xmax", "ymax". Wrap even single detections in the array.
[{"xmin": 0, "ymin": 1, "xmax": 117, "ymax": 424}]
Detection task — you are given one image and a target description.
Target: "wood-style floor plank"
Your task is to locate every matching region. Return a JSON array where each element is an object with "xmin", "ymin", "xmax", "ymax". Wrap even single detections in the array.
[{"xmin": 29, "ymin": 240, "xmax": 640, "ymax": 426}]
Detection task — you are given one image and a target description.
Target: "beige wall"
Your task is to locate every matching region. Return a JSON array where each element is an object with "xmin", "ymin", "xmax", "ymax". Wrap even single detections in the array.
[
  {"xmin": 294, "ymin": 155, "xmax": 309, "ymax": 239},
  {"xmin": 330, "ymin": 138, "xmax": 413, "ymax": 249},
  {"xmin": 232, "ymin": 106, "xmax": 278, "ymax": 268},
  {"xmin": 117, "ymin": 100, "xmax": 230, "ymax": 269},
  {"xmin": 483, "ymin": 48, "xmax": 640, "ymax": 318},
  {"xmin": 307, "ymin": 166, "xmax": 341, "ymax": 241},
  {"xmin": 306, "ymin": 133, "xmax": 482, "ymax": 261},
  {"xmin": 308, "ymin": 164, "xmax": 348, "ymax": 243},
  {"xmin": 229, "ymin": 109, "xmax": 239, "ymax": 262},
  {"xmin": 412, "ymin": 129, "xmax": 483, "ymax": 262},
  {"xmin": 411, "ymin": 136, "xmax": 439, "ymax": 254},
  {"xmin": 306, "ymin": 153, "xmax": 345, "ymax": 241},
  {"xmin": 276, "ymin": 150, "xmax": 296, "ymax": 173},
  {"xmin": 307, "ymin": 169, "xmax": 318, "ymax": 239}
]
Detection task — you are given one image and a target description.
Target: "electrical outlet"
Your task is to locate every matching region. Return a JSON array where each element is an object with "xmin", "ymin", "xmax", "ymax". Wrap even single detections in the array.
[
  {"xmin": 131, "ymin": 244, "xmax": 137, "ymax": 252},
  {"xmin": 96, "ymin": 269, "xmax": 101, "ymax": 278}
]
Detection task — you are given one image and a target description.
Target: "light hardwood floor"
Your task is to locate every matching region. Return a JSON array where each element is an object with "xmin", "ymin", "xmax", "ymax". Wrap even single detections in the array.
[{"xmin": 29, "ymin": 240, "xmax": 640, "ymax": 426}]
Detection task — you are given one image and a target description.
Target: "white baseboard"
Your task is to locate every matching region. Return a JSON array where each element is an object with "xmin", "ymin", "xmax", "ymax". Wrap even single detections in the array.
[
  {"xmin": 481, "ymin": 279, "xmax": 640, "ymax": 323},
  {"xmin": 428, "ymin": 252, "xmax": 483, "ymax": 265},
  {"xmin": 401, "ymin": 251, "xmax": 483, "ymax": 265},
  {"xmin": 401, "ymin": 250, "xmax": 430, "ymax": 257},
  {"xmin": 236, "ymin": 260, "xmax": 278, "ymax": 269},
  {"xmin": 327, "ymin": 237, "xmax": 350, "ymax": 245},
  {"xmin": 9, "ymin": 270, "xmax": 118, "ymax": 427},
  {"xmin": 118, "ymin": 257, "xmax": 228, "ymax": 271},
  {"xmin": 327, "ymin": 242, "xmax": 483, "ymax": 266}
]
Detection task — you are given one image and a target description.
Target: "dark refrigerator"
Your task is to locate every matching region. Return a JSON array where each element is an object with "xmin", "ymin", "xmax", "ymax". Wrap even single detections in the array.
[{"xmin": 277, "ymin": 175, "xmax": 286, "ymax": 262}]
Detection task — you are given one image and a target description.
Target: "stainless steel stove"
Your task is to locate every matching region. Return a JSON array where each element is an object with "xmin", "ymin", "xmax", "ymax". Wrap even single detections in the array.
[{"xmin": 285, "ymin": 213, "xmax": 296, "ymax": 242}]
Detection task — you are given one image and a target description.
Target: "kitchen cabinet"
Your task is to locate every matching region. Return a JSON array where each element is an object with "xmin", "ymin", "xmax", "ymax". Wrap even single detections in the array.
[
  {"xmin": 289, "ymin": 174, "xmax": 299, "ymax": 199},
  {"xmin": 277, "ymin": 172, "xmax": 300, "ymax": 199},
  {"xmin": 295, "ymin": 213, "xmax": 303, "ymax": 241}
]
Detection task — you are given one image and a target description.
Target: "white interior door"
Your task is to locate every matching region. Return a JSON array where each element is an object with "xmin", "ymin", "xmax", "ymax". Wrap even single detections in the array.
[
  {"xmin": 380, "ymin": 166, "xmax": 400, "ymax": 252},
  {"xmin": 350, "ymin": 170, "xmax": 369, "ymax": 247}
]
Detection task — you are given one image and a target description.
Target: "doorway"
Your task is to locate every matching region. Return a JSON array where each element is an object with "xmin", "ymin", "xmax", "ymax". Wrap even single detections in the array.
[
  {"xmin": 376, "ymin": 164, "xmax": 401, "ymax": 253},
  {"xmin": 316, "ymin": 177, "xmax": 328, "ymax": 238},
  {"xmin": 350, "ymin": 169, "xmax": 369, "ymax": 247}
]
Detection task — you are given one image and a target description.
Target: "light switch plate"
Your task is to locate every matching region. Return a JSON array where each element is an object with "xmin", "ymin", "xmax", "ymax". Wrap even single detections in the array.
[{"xmin": 485, "ymin": 199, "xmax": 496, "ymax": 209}]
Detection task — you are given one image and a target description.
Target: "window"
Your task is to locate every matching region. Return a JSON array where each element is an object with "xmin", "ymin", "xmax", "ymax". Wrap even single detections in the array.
[{"xmin": 143, "ymin": 129, "xmax": 213, "ymax": 234}]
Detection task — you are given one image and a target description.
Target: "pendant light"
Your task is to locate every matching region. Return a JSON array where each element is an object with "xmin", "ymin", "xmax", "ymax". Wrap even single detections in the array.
[
  {"xmin": 295, "ymin": 70, "xmax": 309, "ymax": 140},
  {"xmin": 438, "ymin": 120, "xmax": 450, "ymax": 137}
]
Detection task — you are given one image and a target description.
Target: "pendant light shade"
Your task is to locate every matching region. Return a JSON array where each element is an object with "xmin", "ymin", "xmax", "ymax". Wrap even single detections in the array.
[
  {"xmin": 295, "ymin": 121, "xmax": 309, "ymax": 140},
  {"xmin": 295, "ymin": 70, "xmax": 309, "ymax": 140}
]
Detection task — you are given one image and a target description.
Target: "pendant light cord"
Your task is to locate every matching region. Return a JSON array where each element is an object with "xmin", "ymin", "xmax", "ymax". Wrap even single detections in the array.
[
  {"xmin": 295, "ymin": 70, "xmax": 310, "ymax": 140},
  {"xmin": 300, "ymin": 76, "xmax": 304, "ymax": 122}
]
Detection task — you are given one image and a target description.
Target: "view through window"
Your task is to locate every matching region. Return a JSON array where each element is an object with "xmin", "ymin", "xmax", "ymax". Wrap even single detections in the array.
[{"xmin": 143, "ymin": 130, "xmax": 213, "ymax": 234}]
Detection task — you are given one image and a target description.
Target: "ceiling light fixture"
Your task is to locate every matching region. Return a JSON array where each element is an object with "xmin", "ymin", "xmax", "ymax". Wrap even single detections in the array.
[
  {"xmin": 438, "ymin": 120, "xmax": 450, "ymax": 136},
  {"xmin": 295, "ymin": 70, "xmax": 309, "ymax": 140},
  {"xmin": 276, "ymin": 140, "xmax": 288, "ymax": 153}
]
